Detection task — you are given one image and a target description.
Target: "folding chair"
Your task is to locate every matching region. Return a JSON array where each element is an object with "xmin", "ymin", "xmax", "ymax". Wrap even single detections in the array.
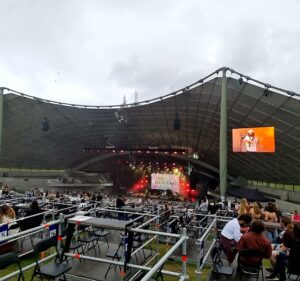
[
  {"xmin": 0, "ymin": 252, "xmax": 25, "ymax": 281},
  {"xmin": 31, "ymin": 237, "xmax": 72, "ymax": 281},
  {"xmin": 209, "ymin": 246, "xmax": 234, "ymax": 281},
  {"xmin": 235, "ymin": 249, "xmax": 264, "ymax": 281},
  {"xmin": 77, "ymin": 226, "xmax": 100, "ymax": 255},
  {"xmin": 93, "ymin": 228, "xmax": 110, "ymax": 248}
]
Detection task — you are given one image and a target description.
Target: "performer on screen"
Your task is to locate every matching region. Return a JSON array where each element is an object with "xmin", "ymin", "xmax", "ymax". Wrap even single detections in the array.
[{"xmin": 243, "ymin": 129, "xmax": 259, "ymax": 152}]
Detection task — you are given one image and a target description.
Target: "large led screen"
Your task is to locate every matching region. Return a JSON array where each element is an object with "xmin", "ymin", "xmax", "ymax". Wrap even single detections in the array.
[
  {"xmin": 232, "ymin": 127, "xmax": 275, "ymax": 153},
  {"xmin": 151, "ymin": 173, "xmax": 180, "ymax": 193}
]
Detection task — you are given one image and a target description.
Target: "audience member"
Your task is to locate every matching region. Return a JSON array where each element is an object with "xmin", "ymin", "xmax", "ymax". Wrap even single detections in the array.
[
  {"xmin": 0, "ymin": 205, "xmax": 17, "ymax": 234},
  {"xmin": 250, "ymin": 202, "xmax": 263, "ymax": 220},
  {"xmin": 267, "ymin": 223, "xmax": 300, "ymax": 281},
  {"xmin": 237, "ymin": 198, "xmax": 250, "ymax": 216},
  {"xmin": 20, "ymin": 200, "xmax": 43, "ymax": 230},
  {"xmin": 264, "ymin": 202, "xmax": 278, "ymax": 242},
  {"xmin": 237, "ymin": 220, "xmax": 272, "ymax": 266},
  {"xmin": 116, "ymin": 195, "xmax": 125, "ymax": 209},
  {"xmin": 220, "ymin": 213, "xmax": 252, "ymax": 264},
  {"xmin": 269, "ymin": 217, "xmax": 293, "ymax": 270}
]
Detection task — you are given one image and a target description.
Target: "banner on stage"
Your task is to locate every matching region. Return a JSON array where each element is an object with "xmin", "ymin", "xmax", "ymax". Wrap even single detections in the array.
[{"xmin": 151, "ymin": 173, "xmax": 179, "ymax": 193}]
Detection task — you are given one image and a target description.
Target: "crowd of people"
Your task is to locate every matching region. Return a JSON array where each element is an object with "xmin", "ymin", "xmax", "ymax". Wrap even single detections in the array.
[
  {"xmin": 1, "ymin": 185, "xmax": 300, "ymax": 280},
  {"xmin": 220, "ymin": 198, "xmax": 300, "ymax": 281}
]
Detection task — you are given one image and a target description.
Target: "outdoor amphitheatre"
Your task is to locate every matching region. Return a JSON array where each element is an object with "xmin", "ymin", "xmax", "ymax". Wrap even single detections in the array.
[{"xmin": 1, "ymin": 67, "xmax": 300, "ymax": 281}]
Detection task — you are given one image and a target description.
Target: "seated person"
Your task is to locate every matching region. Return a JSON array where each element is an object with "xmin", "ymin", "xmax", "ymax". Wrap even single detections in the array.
[
  {"xmin": 237, "ymin": 220, "xmax": 272, "ymax": 266},
  {"xmin": 264, "ymin": 203, "xmax": 279, "ymax": 242},
  {"xmin": 220, "ymin": 214, "xmax": 252, "ymax": 264},
  {"xmin": 267, "ymin": 223, "xmax": 300, "ymax": 281},
  {"xmin": 250, "ymin": 202, "xmax": 263, "ymax": 220},
  {"xmin": 268, "ymin": 217, "xmax": 293, "ymax": 271},
  {"xmin": 19, "ymin": 200, "xmax": 43, "ymax": 230}
]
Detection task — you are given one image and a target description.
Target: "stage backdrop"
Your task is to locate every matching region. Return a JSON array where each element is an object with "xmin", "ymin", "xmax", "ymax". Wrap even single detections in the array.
[{"xmin": 151, "ymin": 173, "xmax": 179, "ymax": 193}]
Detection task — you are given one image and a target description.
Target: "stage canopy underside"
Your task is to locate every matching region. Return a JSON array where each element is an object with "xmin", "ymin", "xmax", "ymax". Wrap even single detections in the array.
[{"xmin": 1, "ymin": 73, "xmax": 300, "ymax": 184}]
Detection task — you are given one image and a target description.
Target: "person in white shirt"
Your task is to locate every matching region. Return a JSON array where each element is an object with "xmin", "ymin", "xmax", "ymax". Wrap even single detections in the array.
[{"xmin": 220, "ymin": 214, "xmax": 252, "ymax": 264}]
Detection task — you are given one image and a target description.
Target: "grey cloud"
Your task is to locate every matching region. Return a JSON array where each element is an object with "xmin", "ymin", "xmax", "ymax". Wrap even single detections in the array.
[{"xmin": 0, "ymin": 0, "xmax": 300, "ymax": 105}]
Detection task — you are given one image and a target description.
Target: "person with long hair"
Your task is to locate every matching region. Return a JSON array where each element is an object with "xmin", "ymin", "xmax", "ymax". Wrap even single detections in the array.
[
  {"xmin": 238, "ymin": 198, "xmax": 250, "ymax": 216},
  {"xmin": 0, "ymin": 205, "xmax": 16, "ymax": 225},
  {"xmin": 250, "ymin": 202, "xmax": 262, "ymax": 220}
]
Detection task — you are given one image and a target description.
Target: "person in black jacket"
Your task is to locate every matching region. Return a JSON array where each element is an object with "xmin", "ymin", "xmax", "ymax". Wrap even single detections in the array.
[{"xmin": 20, "ymin": 200, "xmax": 43, "ymax": 230}]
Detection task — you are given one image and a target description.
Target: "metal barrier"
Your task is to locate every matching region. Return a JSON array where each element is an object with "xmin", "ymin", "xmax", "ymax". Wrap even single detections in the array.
[{"xmin": 0, "ymin": 203, "xmax": 236, "ymax": 281}]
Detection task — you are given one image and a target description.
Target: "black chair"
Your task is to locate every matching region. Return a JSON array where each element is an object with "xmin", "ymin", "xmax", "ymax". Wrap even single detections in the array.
[
  {"xmin": 287, "ymin": 260, "xmax": 300, "ymax": 281},
  {"xmin": 0, "ymin": 252, "xmax": 25, "ymax": 281},
  {"xmin": 78, "ymin": 226, "xmax": 100, "ymax": 255},
  {"xmin": 235, "ymin": 249, "xmax": 264, "ymax": 281},
  {"xmin": 31, "ymin": 237, "xmax": 72, "ymax": 281},
  {"xmin": 19, "ymin": 213, "xmax": 43, "ymax": 249},
  {"xmin": 93, "ymin": 228, "xmax": 110, "ymax": 248},
  {"xmin": 209, "ymin": 246, "xmax": 234, "ymax": 281}
]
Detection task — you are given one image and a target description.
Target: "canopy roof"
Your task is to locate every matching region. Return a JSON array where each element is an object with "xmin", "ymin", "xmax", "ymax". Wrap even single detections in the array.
[{"xmin": 1, "ymin": 68, "xmax": 300, "ymax": 184}]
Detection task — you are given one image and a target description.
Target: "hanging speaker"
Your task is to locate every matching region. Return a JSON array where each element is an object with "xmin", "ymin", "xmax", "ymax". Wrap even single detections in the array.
[
  {"xmin": 42, "ymin": 117, "xmax": 49, "ymax": 132},
  {"xmin": 173, "ymin": 113, "xmax": 181, "ymax": 130}
]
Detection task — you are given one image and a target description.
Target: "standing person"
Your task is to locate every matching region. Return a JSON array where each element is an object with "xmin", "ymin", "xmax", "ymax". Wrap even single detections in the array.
[
  {"xmin": 116, "ymin": 195, "xmax": 125, "ymax": 220},
  {"xmin": 116, "ymin": 195, "xmax": 125, "ymax": 209},
  {"xmin": 220, "ymin": 214, "xmax": 252, "ymax": 264},
  {"xmin": 237, "ymin": 220, "xmax": 272, "ymax": 266}
]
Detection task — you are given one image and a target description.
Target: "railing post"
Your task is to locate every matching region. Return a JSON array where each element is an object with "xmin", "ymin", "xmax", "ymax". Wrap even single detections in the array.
[
  {"xmin": 42, "ymin": 213, "xmax": 46, "ymax": 239},
  {"xmin": 57, "ymin": 213, "xmax": 64, "ymax": 254},
  {"xmin": 181, "ymin": 227, "xmax": 188, "ymax": 280},
  {"xmin": 156, "ymin": 209, "xmax": 160, "ymax": 259}
]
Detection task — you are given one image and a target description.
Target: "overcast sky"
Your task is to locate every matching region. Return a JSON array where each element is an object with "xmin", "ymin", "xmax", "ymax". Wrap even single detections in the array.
[{"xmin": 1, "ymin": 0, "xmax": 300, "ymax": 105}]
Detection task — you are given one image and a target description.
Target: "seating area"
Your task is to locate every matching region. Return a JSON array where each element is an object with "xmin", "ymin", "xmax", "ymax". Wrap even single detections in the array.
[{"xmin": 1, "ymin": 189, "xmax": 300, "ymax": 281}]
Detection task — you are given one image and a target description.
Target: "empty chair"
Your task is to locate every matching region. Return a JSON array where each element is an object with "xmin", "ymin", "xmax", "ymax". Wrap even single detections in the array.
[
  {"xmin": 31, "ymin": 237, "xmax": 72, "ymax": 281},
  {"xmin": 93, "ymin": 228, "xmax": 110, "ymax": 248},
  {"xmin": 209, "ymin": 246, "xmax": 234, "ymax": 281},
  {"xmin": 77, "ymin": 226, "xmax": 100, "ymax": 255},
  {"xmin": 0, "ymin": 252, "xmax": 24, "ymax": 281}
]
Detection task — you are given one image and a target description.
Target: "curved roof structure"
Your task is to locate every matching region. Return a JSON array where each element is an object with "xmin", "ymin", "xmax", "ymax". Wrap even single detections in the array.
[{"xmin": 1, "ymin": 67, "xmax": 300, "ymax": 184}]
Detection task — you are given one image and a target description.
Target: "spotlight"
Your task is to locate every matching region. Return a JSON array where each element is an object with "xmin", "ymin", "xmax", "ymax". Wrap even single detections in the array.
[
  {"xmin": 238, "ymin": 77, "xmax": 243, "ymax": 85},
  {"xmin": 173, "ymin": 112, "xmax": 181, "ymax": 130},
  {"xmin": 42, "ymin": 117, "xmax": 49, "ymax": 132},
  {"xmin": 264, "ymin": 88, "xmax": 269, "ymax": 97}
]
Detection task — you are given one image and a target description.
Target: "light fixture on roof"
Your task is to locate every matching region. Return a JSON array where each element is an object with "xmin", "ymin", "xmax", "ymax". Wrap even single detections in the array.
[
  {"xmin": 264, "ymin": 87, "xmax": 269, "ymax": 97},
  {"xmin": 238, "ymin": 76, "xmax": 244, "ymax": 85},
  {"xmin": 42, "ymin": 117, "xmax": 49, "ymax": 132}
]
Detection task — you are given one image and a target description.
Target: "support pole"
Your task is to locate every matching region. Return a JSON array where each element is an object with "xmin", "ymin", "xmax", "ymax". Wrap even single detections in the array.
[
  {"xmin": 0, "ymin": 88, "xmax": 4, "ymax": 159},
  {"xmin": 219, "ymin": 69, "xmax": 228, "ymax": 201},
  {"xmin": 181, "ymin": 227, "xmax": 188, "ymax": 280}
]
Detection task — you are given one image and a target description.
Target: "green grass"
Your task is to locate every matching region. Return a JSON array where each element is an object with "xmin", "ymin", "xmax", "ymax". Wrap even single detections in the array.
[
  {"xmin": 0, "ymin": 250, "xmax": 55, "ymax": 280},
  {"xmin": 147, "ymin": 242, "xmax": 210, "ymax": 281}
]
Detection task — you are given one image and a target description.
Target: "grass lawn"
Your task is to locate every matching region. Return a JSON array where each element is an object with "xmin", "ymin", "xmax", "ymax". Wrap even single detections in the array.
[{"xmin": 147, "ymin": 242, "xmax": 210, "ymax": 281}]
